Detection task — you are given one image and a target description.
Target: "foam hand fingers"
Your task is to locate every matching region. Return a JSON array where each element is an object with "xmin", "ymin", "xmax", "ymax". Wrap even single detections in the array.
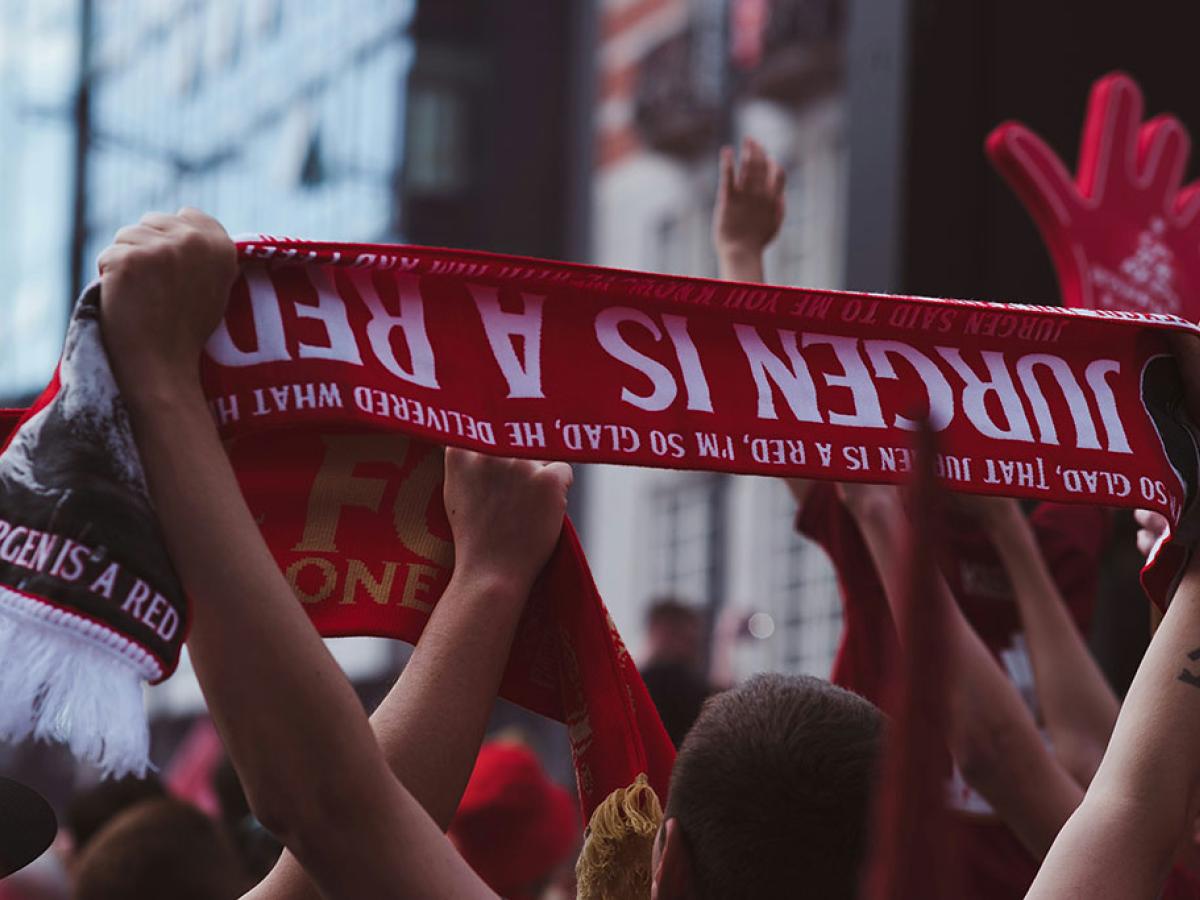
[
  {"xmin": 1174, "ymin": 179, "xmax": 1200, "ymax": 229},
  {"xmin": 1077, "ymin": 72, "xmax": 1143, "ymax": 201},
  {"xmin": 987, "ymin": 122, "xmax": 1080, "ymax": 228},
  {"xmin": 1137, "ymin": 115, "xmax": 1190, "ymax": 213}
]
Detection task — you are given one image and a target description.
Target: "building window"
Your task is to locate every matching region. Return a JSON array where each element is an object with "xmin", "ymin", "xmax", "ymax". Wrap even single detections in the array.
[
  {"xmin": 644, "ymin": 473, "xmax": 727, "ymax": 606},
  {"xmin": 763, "ymin": 485, "xmax": 841, "ymax": 676},
  {"xmin": 405, "ymin": 80, "xmax": 470, "ymax": 194}
]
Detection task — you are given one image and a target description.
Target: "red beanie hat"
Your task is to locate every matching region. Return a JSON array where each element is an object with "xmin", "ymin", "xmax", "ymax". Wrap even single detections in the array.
[{"xmin": 450, "ymin": 741, "xmax": 580, "ymax": 899}]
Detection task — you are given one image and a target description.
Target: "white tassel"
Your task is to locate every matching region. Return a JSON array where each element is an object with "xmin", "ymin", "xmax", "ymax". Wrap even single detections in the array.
[{"xmin": 0, "ymin": 587, "xmax": 151, "ymax": 777}]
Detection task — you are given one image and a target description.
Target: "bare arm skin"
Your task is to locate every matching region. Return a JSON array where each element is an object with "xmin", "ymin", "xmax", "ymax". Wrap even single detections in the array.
[
  {"xmin": 97, "ymin": 210, "xmax": 534, "ymax": 899},
  {"xmin": 711, "ymin": 137, "xmax": 786, "ymax": 283},
  {"xmin": 250, "ymin": 451, "xmax": 573, "ymax": 900},
  {"xmin": 837, "ymin": 484, "xmax": 1083, "ymax": 858},
  {"xmin": 969, "ymin": 498, "xmax": 1119, "ymax": 788},
  {"xmin": 1027, "ymin": 562, "xmax": 1200, "ymax": 898},
  {"xmin": 1032, "ymin": 334, "xmax": 1200, "ymax": 897}
]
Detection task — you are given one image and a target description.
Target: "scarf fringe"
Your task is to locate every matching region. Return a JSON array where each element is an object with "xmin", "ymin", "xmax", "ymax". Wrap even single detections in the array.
[
  {"xmin": 0, "ymin": 587, "xmax": 150, "ymax": 777},
  {"xmin": 576, "ymin": 773, "xmax": 663, "ymax": 899}
]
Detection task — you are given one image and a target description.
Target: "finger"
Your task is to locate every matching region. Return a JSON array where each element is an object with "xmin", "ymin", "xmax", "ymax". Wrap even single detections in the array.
[
  {"xmin": 542, "ymin": 461, "xmax": 574, "ymax": 490},
  {"xmin": 112, "ymin": 224, "xmax": 162, "ymax": 246},
  {"xmin": 1175, "ymin": 178, "xmax": 1200, "ymax": 230},
  {"xmin": 176, "ymin": 207, "xmax": 226, "ymax": 234},
  {"xmin": 96, "ymin": 243, "xmax": 131, "ymax": 274},
  {"xmin": 734, "ymin": 138, "xmax": 752, "ymax": 192},
  {"xmin": 744, "ymin": 138, "xmax": 768, "ymax": 191},
  {"xmin": 1137, "ymin": 115, "xmax": 1190, "ymax": 210},
  {"xmin": 136, "ymin": 212, "xmax": 176, "ymax": 233},
  {"xmin": 1134, "ymin": 508, "xmax": 1164, "ymax": 529},
  {"xmin": 768, "ymin": 160, "xmax": 787, "ymax": 198},
  {"xmin": 443, "ymin": 446, "xmax": 480, "ymax": 470},
  {"xmin": 986, "ymin": 122, "xmax": 1081, "ymax": 227},
  {"xmin": 718, "ymin": 146, "xmax": 735, "ymax": 200},
  {"xmin": 1137, "ymin": 528, "xmax": 1160, "ymax": 557},
  {"xmin": 1077, "ymin": 72, "xmax": 1143, "ymax": 201}
]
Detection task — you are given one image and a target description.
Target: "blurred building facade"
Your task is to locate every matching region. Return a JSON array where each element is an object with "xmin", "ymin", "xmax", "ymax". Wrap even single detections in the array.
[
  {"xmin": 582, "ymin": 0, "xmax": 848, "ymax": 679},
  {"xmin": 0, "ymin": 0, "xmax": 81, "ymax": 401},
  {"xmin": 0, "ymin": 0, "xmax": 587, "ymax": 784}
]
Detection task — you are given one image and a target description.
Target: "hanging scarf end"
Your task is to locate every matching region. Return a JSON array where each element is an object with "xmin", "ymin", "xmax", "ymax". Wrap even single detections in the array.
[{"xmin": 0, "ymin": 586, "xmax": 152, "ymax": 778}]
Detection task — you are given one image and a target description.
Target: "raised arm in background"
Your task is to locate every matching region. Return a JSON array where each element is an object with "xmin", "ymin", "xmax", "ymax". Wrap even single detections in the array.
[
  {"xmin": 960, "ymin": 497, "xmax": 1119, "ymax": 788},
  {"xmin": 1030, "ymin": 334, "xmax": 1200, "ymax": 896},
  {"xmin": 712, "ymin": 137, "xmax": 786, "ymax": 283},
  {"xmin": 98, "ymin": 210, "xmax": 567, "ymax": 899},
  {"xmin": 835, "ymin": 483, "xmax": 1083, "ymax": 858}
]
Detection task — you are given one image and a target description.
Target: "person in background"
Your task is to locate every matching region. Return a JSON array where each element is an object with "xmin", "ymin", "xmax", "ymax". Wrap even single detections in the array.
[
  {"xmin": 712, "ymin": 135, "xmax": 1111, "ymax": 898},
  {"xmin": 655, "ymin": 673, "xmax": 882, "ymax": 899},
  {"xmin": 212, "ymin": 757, "xmax": 283, "ymax": 886},
  {"xmin": 638, "ymin": 599, "xmax": 747, "ymax": 746},
  {"xmin": 642, "ymin": 599, "xmax": 705, "ymax": 673},
  {"xmin": 639, "ymin": 599, "xmax": 712, "ymax": 746},
  {"xmin": 72, "ymin": 797, "xmax": 246, "ymax": 899},
  {"xmin": 448, "ymin": 740, "xmax": 580, "ymax": 900},
  {"xmin": 63, "ymin": 774, "xmax": 165, "ymax": 865}
]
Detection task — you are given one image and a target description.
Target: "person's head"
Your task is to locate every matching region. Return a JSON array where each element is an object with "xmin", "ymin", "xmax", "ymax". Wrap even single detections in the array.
[
  {"xmin": 640, "ymin": 660, "xmax": 711, "ymax": 748},
  {"xmin": 73, "ymin": 797, "xmax": 245, "ymax": 900},
  {"xmin": 449, "ymin": 741, "xmax": 581, "ymax": 900},
  {"xmin": 644, "ymin": 598, "xmax": 704, "ymax": 670},
  {"xmin": 64, "ymin": 774, "xmax": 164, "ymax": 862},
  {"xmin": 212, "ymin": 756, "xmax": 283, "ymax": 883},
  {"xmin": 651, "ymin": 673, "xmax": 883, "ymax": 900}
]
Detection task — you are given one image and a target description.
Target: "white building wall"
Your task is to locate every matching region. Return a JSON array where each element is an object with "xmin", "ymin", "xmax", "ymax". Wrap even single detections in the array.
[{"xmin": 587, "ymin": 92, "xmax": 848, "ymax": 678}]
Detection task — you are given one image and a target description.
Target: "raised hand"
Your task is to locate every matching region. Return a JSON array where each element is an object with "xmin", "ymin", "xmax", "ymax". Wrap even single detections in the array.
[
  {"xmin": 987, "ymin": 72, "xmax": 1200, "ymax": 318},
  {"xmin": 443, "ymin": 449, "xmax": 572, "ymax": 598},
  {"xmin": 98, "ymin": 208, "xmax": 239, "ymax": 392},
  {"xmin": 712, "ymin": 137, "xmax": 787, "ymax": 281}
]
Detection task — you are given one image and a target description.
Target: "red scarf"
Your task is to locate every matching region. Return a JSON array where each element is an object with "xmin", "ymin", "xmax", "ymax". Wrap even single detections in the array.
[{"xmin": 1, "ymin": 234, "xmax": 1199, "ymax": 823}]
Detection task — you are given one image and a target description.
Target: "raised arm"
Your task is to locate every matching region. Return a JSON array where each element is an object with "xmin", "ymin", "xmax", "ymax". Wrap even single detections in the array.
[
  {"xmin": 98, "ymin": 210, "xmax": 498, "ymax": 899},
  {"xmin": 1030, "ymin": 332, "xmax": 1200, "ymax": 897},
  {"xmin": 711, "ymin": 137, "xmax": 786, "ymax": 283},
  {"xmin": 250, "ymin": 450, "xmax": 573, "ymax": 900},
  {"xmin": 1028, "ymin": 557, "xmax": 1200, "ymax": 898},
  {"xmin": 836, "ymin": 483, "xmax": 1082, "ymax": 857},
  {"xmin": 965, "ymin": 497, "xmax": 1119, "ymax": 788}
]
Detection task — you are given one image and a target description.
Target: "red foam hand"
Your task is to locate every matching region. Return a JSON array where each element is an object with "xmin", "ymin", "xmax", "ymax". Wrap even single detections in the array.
[{"xmin": 988, "ymin": 72, "xmax": 1200, "ymax": 319}]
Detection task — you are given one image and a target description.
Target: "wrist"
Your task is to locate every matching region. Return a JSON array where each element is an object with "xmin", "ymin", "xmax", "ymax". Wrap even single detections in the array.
[
  {"xmin": 119, "ymin": 367, "xmax": 208, "ymax": 420},
  {"xmin": 717, "ymin": 243, "xmax": 765, "ymax": 268},
  {"xmin": 446, "ymin": 563, "xmax": 532, "ymax": 611},
  {"xmin": 839, "ymin": 485, "xmax": 902, "ymax": 525},
  {"xmin": 980, "ymin": 503, "xmax": 1029, "ymax": 548}
]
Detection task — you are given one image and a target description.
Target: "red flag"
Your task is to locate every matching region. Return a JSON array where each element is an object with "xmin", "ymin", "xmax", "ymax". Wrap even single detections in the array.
[{"xmin": 860, "ymin": 424, "xmax": 961, "ymax": 899}]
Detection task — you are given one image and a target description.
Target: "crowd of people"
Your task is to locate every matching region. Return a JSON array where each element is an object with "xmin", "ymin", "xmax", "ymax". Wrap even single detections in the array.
[{"xmin": 2, "ymin": 137, "xmax": 1200, "ymax": 899}]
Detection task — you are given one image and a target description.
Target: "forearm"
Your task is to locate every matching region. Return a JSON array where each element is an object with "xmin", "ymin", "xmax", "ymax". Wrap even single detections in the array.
[
  {"xmin": 717, "ymin": 246, "xmax": 766, "ymax": 282},
  {"xmin": 1029, "ymin": 565, "xmax": 1200, "ymax": 897},
  {"xmin": 126, "ymin": 384, "xmax": 486, "ymax": 897},
  {"xmin": 126, "ymin": 385, "xmax": 377, "ymax": 822},
  {"xmin": 376, "ymin": 568, "xmax": 529, "ymax": 829},
  {"xmin": 988, "ymin": 512, "xmax": 1118, "ymax": 785},
  {"xmin": 847, "ymin": 492, "xmax": 1081, "ymax": 854},
  {"xmin": 1085, "ymin": 570, "xmax": 1200, "ymax": 827}
]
